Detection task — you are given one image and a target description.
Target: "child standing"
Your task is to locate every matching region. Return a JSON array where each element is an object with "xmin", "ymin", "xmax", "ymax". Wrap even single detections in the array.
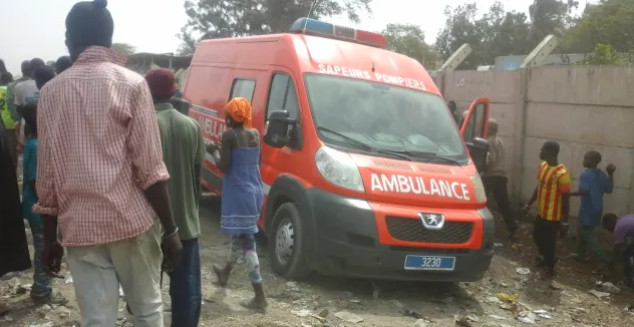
[
  {"xmin": 23, "ymin": 66, "xmax": 56, "ymax": 303},
  {"xmin": 524, "ymin": 141, "xmax": 571, "ymax": 278},
  {"xmin": 22, "ymin": 101, "xmax": 50, "ymax": 303},
  {"xmin": 570, "ymin": 151, "xmax": 614, "ymax": 263}
]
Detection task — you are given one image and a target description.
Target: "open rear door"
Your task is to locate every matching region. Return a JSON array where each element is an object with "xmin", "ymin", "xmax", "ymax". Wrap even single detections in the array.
[{"xmin": 460, "ymin": 98, "xmax": 490, "ymax": 172}]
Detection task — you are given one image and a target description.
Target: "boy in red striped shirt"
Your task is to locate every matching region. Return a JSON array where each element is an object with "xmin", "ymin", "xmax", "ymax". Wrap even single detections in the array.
[{"xmin": 523, "ymin": 141, "xmax": 571, "ymax": 278}]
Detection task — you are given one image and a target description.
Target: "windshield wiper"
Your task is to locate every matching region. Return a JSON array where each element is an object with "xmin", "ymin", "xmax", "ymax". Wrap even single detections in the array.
[
  {"xmin": 400, "ymin": 150, "xmax": 463, "ymax": 166},
  {"xmin": 317, "ymin": 127, "xmax": 413, "ymax": 161}
]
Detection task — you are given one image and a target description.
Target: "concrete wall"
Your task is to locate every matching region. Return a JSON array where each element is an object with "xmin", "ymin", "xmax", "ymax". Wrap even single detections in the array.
[{"xmin": 436, "ymin": 66, "xmax": 634, "ymax": 217}]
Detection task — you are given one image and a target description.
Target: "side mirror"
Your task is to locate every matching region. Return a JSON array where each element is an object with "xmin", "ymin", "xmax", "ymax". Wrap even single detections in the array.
[
  {"xmin": 467, "ymin": 137, "xmax": 489, "ymax": 173},
  {"xmin": 264, "ymin": 110, "xmax": 297, "ymax": 148}
]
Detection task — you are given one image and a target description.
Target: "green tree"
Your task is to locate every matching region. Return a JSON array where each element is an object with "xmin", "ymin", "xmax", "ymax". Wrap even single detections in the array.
[
  {"xmin": 436, "ymin": 2, "xmax": 531, "ymax": 69},
  {"xmin": 178, "ymin": 0, "xmax": 373, "ymax": 55},
  {"xmin": 528, "ymin": 0, "xmax": 578, "ymax": 44},
  {"xmin": 111, "ymin": 43, "xmax": 136, "ymax": 56},
  {"xmin": 383, "ymin": 24, "xmax": 438, "ymax": 68},
  {"xmin": 564, "ymin": 0, "xmax": 634, "ymax": 53},
  {"xmin": 583, "ymin": 43, "xmax": 623, "ymax": 65},
  {"xmin": 436, "ymin": 3, "xmax": 483, "ymax": 69}
]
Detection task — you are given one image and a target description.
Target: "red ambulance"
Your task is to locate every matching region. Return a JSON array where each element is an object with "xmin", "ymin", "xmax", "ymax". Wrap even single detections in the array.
[{"xmin": 184, "ymin": 18, "xmax": 493, "ymax": 281}]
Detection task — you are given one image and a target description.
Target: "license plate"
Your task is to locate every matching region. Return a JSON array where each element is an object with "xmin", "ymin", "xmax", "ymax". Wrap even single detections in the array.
[{"xmin": 404, "ymin": 255, "xmax": 456, "ymax": 271}]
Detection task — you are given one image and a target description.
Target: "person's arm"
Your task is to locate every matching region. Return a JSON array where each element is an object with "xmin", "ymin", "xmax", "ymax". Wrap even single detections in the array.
[
  {"xmin": 562, "ymin": 193, "xmax": 571, "ymax": 223},
  {"xmin": 31, "ymin": 87, "xmax": 64, "ymax": 276},
  {"xmin": 524, "ymin": 187, "xmax": 538, "ymax": 209},
  {"xmin": 216, "ymin": 129, "xmax": 236, "ymax": 173},
  {"xmin": 194, "ymin": 125, "xmax": 204, "ymax": 202},
  {"xmin": 559, "ymin": 170, "xmax": 572, "ymax": 227},
  {"xmin": 486, "ymin": 139, "xmax": 497, "ymax": 168},
  {"xmin": 127, "ymin": 80, "xmax": 181, "ymax": 272},
  {"xmin": 605, "ymin": 164, "xmax": 615, "ymax": 194}
]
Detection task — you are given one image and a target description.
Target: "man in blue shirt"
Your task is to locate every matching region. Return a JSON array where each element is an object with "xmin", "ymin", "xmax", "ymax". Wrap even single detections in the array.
[{"xmin": 571, "ymin": 151, "xmax": 615, "ymax": 263}]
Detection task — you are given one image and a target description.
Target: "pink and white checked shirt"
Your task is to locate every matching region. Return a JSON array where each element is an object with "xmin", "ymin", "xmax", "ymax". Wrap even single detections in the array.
[{"xmin": 34, "ymin": 47, "xmax": 169, "ymax": 247}]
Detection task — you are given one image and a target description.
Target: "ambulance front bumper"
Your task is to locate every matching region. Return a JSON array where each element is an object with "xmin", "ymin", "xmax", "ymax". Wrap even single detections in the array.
[{"xmin": 306, "ymin": 188, "xmax": 494, "ymax": 281}]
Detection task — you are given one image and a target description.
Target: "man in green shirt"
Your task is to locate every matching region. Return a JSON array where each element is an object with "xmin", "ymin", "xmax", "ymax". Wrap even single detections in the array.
[{"xmin": 145, "ymin": 68, "xmax": 204, "ymax": 327}]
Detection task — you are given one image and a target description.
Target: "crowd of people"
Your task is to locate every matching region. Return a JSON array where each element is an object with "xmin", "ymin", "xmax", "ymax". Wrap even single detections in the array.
[
  {"xmin": 1, "ymin": 0, "xmax": 633, "ymax": 326},
  {"xmin": 483, "ymin": 118, "xmax": 634, "ymax": 285},
  {"xmin": 0, "ymin": 0, "xmax": 266, "ymax": 326}
]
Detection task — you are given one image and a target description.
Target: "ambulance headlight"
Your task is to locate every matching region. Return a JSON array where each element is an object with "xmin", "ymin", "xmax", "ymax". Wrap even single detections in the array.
[
  {"xmin": 470, "ymin": 173, "xmax": 487, "ymax": 203},
  {"xmin": 315, "ymin": 146, "xmax": 364, "ymax": 192}
]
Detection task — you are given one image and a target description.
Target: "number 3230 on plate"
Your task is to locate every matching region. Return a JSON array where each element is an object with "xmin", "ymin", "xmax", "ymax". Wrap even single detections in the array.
[{"xmin": 404, "ymin": 255, "xmax": 456, "ymax": 271}]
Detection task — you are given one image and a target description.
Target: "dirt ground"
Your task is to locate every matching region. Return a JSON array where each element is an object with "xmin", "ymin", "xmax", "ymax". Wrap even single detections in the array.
[{"xmin": 2, "ymin": 196, "xmax": 633, "ymax": 327}]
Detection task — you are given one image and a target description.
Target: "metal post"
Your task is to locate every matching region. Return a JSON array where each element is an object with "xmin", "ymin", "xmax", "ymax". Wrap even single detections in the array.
[
  {"xmin": 438, "ymin": 44, "xmax": 472, "ymax": 72},
  {"xmin": 521, "ymin": 35, "xmax": 559, "ymax": 69}
]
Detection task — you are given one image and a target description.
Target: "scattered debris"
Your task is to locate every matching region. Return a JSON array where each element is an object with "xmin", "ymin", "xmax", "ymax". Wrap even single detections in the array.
[
  {"xmin": 496, "ymin": 293, "xmax": 519, "ymax": 302},
  {"xmin": 549, "ymin": 281, "xmax": 564, "ymax": 290},
  {"xmin": 349, "ymin": 298, "xmax": 362, "ymax": 304},
  {"xmin": 516, "ymin": 268, "xmax": 531, "ymax": 275},
  {"xmin": 494, "ymin": 242, "xmax": 504, "ymax": 247},
  {"xmin": 390, "ymin": 299, "xmax": 405, "ymax": 310},
  {"xmin": 15, "ymin": 284, "xmax": 28, "ymax": 295},
  {"xmin": 597, "ymin": 281, "xmax": 621, "ymax": 294},
  {"xmin": 488, "ymin": 314, "xmax": 506, "ymax": 320},
  {"xmin": 465, "ymin": 315, "xmax": 480, "ymax": 322},
  {"xmin": 454, "ymin": 315, "xmax": 473, "ymax": 327},
  {"xmin": 588, "ymin": 290, "xmax": 611, "ymax": 299},
  {"xmin": 404, "ymin": 309, "xmax": 424, "ymax": 319},
  {"xmin": 318, "ymin": 309, "xmax": 329, "ymax": 318},
  {"xmin": 335, "ymin": 311, "xmax": 364, "ymax": 323},
  {"xmin": 65, "ymin": 277, "xmax": 73, "ymax": 284},
  {"xmin": 291, "ymin": 309, "xmax": 311, "ymax": 318},
  {"xmin": 309, "ymin": 313, "xmax": 327, "ymax": 322},
  {"xmin": 533, "ymin": 309, "xmax": 552, "ymax": 319},
  {"xmin": 516, "ymin": 311, "xmax": 536, "ymax": 324},
  {"xmin": 414, "ymin": 318, "xmax": 427, "ymax": 327}
]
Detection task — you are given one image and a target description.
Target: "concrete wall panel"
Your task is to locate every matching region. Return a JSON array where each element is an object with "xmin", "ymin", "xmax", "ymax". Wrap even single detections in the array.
[{"xmin": 528, "ymin": 66, "xmax": 634, "ymax": 107}]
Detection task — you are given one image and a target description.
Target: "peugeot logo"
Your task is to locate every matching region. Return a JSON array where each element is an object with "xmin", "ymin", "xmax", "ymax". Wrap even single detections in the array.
[{"xmin": 418, "ymin": 213, "xmax": 445, "ymax": 230}]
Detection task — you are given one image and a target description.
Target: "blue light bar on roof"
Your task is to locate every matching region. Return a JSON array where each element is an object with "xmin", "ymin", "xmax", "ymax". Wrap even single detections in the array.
[{"xmin": 289, "ymin": 18, "xmax": 387, "ymax": 48}]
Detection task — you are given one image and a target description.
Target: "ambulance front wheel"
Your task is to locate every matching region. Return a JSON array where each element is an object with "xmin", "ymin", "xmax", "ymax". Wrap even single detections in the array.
[{"xmin": 269, "ymin": 202, "xmax": 311, "ymax": 280}]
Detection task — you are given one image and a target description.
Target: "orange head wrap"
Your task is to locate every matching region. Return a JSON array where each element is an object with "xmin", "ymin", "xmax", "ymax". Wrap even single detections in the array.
[{"xmin": 225, "ymin": 97, "xmax": 253, "ymax": 128}]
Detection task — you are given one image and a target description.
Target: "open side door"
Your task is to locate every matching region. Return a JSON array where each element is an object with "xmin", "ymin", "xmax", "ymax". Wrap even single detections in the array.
[{"xmin": 460, "ymin": 98, "xmax": 490, "ymax": 172}]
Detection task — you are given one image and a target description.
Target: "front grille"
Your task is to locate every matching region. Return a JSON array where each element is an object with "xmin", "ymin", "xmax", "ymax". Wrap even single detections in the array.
[
  {"xmin": 386, "ymin": 216, "xmax": 473, "ymax": 244},
  {"xmin": 373, "ymin": 160, "xmax": 413, "ymax": 171}
]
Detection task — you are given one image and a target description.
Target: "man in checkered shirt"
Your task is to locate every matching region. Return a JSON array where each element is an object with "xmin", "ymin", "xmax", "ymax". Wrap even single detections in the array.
[{"xmin": 33, "ymin": 1, "xmax": 182, "ymax": 326}]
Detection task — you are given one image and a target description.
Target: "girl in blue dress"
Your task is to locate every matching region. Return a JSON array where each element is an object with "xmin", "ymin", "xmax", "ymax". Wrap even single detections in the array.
[{"xmin": 208, "ymin": 97, "xmax": 266, "ymax": 311}]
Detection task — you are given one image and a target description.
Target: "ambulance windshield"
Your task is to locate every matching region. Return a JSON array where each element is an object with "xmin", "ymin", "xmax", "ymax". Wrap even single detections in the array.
[{"xmin": 305, "ymin": 74, "xmax": 468, "ymax": 163}]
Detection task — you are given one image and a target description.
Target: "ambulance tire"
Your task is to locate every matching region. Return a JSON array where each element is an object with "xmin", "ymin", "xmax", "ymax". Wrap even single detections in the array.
[{"xmin": 269, "ymin": 202, "xmax": 311, "ymax": 280}]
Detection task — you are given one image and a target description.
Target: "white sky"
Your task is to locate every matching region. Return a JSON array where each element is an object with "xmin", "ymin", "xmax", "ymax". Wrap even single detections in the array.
[{"xmin": 0, "ymin": 0, "xmax": 595, "ymax": 75}]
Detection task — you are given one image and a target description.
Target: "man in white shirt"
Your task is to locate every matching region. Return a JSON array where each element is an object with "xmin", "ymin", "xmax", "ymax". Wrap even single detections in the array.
[{"xmin": 483, "ymin": 119, "xmax": 517, "ymax": 241}]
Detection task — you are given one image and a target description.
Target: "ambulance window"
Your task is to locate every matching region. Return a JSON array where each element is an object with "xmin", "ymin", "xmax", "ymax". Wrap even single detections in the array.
[
  {"xmin": 230, "ymin": 79, "xmax": 256, "ymax": 102},
  {"xmin": 267, "ymin": 73, "xmax": 299, "ymax": 121}
]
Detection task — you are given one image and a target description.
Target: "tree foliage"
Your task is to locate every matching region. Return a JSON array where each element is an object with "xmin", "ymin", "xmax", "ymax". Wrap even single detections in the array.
[
  {"xmin": 583, "ymin": 43, "xmax": 624, "ymax": 65},
  {"xmin": 528, "ymin": 0, "xmax": 578, "ymax": 44},
  {"xmin": 383, "ymin": 24, "xmax": 438, "ymax": 68},
  {"xmin": 564, "ymin": 0, "xmax": 634, "ymax": 53},
  {"xmin": 436, "ymin": 2, "xmax": 531, "ymax": 69},
  {"xmin": 111, "ymin": 43, "xmax": 137, "ymax": 56},
  {"xmin": 178, "ymin": 0, "xmax": 372, "ymax": 55}
]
